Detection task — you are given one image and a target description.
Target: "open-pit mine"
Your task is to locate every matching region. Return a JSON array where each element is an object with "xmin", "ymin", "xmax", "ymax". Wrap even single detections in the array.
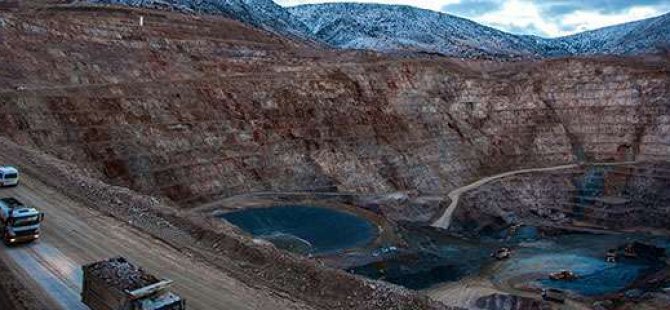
[{"xmin": 0, "ymin": 2, "xmax": 669, "ymax": 310}]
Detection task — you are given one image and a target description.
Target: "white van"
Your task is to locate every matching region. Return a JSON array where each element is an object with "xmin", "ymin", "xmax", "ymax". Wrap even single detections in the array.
[{"xmin": 0, "ymin": 167, "xmax": 19, "ymax": 187}]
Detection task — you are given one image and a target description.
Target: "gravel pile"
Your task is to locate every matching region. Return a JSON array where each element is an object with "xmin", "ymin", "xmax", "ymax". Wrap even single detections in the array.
[{"xmin": 85, "ymin": 257, "xmax": 159, "ymax": 291}]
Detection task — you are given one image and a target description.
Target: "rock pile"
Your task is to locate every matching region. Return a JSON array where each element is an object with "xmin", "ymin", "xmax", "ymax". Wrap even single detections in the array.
[{"xmin": 84, "ymin": 257, "xmax": 159, "ymax": 291}]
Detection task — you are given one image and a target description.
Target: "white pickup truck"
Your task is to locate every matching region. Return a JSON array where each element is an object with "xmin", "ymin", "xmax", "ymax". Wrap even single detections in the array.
[{"xmin": 0, "ymin": 166, "xmax": 19, "ymax": 187}]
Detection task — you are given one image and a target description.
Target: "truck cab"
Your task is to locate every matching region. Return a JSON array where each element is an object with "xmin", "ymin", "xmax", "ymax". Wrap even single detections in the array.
[
  {"xmin": 0, "ymin": 166, "xmax": 19, "ymax": 187},
  {"xmin": 0, "ymin": 197, "xmax": 44, "ymax": 245}
]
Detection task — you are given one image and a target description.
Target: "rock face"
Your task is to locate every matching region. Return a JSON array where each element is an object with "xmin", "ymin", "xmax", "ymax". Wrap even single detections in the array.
[
  {"xmin": 290, "ymin": 3, "xmax": 670, "ymax": 58},
  {"xmin": 0, "ymin": 6, "xmax": 669, "ymax": 210}
]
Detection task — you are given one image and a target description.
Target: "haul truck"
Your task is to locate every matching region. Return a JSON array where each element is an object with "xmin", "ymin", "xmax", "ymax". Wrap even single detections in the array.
[
  {"xmin": 82, "ymin": 257, "xmax": 186, "ymax": 310},
  {"xmin": 0, "ymin": 197, "xmax": 44, "ymax": 244}
]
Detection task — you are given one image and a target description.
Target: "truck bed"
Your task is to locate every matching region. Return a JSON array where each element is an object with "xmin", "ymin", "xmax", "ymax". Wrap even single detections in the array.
[{"xmin": 82, "ymin": 257, "xmax": 185, "ymax": 310}]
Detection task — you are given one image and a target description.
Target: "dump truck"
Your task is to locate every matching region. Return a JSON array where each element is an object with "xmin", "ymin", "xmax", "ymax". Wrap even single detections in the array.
[
  {"xmin": 82, "ymin": 257, "xmax": 185, "ymax": 310},
  {"xmin": 0, "ymin": 197, "xmax": 44, "ymax": 244}
]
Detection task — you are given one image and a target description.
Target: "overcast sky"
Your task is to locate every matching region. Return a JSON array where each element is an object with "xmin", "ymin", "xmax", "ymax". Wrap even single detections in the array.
[{"xmin": 276, "ymin": 0, "xmax": 670, "ymax": 37}]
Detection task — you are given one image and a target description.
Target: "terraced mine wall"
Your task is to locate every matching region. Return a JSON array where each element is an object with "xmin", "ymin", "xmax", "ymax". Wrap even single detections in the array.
[
  {"xmin": 0, "ymin": 6, "xmax": 669, "ymax": 212},
  {"xmin": 451, "ymin": 162, "xmax": 670, "ymax": 231},
  {"xmin": 2, "ymin": 60, "xmax": 669, "ymax": 209}
]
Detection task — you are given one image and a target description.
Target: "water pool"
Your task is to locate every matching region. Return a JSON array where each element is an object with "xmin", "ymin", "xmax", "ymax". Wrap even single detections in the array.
[
  {"xmin": 493, "ymin": 232, "xmax": 668, "ymax": 297},
  {"xmin": 351, "ymin": 225, "xmax": 668, "ymax": 295},
  {"xmin": 503, "ymin": 254, "xmax": 650, "ymax": 296},
  {"xmin": 220, "ymin": 205, "xmax": 378, "ymax": 255}
]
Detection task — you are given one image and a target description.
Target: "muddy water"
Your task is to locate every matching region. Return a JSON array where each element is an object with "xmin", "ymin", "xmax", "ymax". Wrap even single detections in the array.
[{"xmin": 220, "ymin": 205, "xmax": 378, "ymax": 254}]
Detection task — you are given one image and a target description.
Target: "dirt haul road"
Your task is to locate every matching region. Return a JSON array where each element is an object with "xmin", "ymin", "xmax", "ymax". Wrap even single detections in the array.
[{"xmin": 0, "ymin": 174, "xmax": 311, "ymax": 310}]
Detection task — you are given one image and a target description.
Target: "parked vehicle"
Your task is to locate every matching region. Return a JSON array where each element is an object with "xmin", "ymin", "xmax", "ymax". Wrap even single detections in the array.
[
  {"xmin": 82, "ymin": 257, "xmax": 186, "ymax": 310},
  {"xmin": 541, "ymin": 288, "xmax": 566, "ymax": 303},
  {"xmin": 0, "ymin": 166, "xmax": 19, "ymax": 187},
  {"xmin": 606, "ymin": 249, "xmax": 617, "ymax": 263},
  {"xmin": 0, "ymin": 197, "xmax": 44, "ymax": 244},
  {"xmin": 491, "ymin": 247, "xmax": 512, "ymax": 260}
]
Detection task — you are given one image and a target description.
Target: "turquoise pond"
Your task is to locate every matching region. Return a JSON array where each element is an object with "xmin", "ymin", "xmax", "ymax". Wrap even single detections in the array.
[{"xmin": 220, "ymin": 205, "xmax": 378, "ymax": 254}]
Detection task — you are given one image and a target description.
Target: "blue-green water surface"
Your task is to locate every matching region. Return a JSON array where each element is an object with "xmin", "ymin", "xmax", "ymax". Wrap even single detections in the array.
[{"xmin": 221, "ymin": 205, "xmax": 378, "ymax": 254}]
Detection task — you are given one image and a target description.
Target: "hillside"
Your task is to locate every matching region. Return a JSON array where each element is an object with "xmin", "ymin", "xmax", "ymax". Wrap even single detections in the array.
[
  {"xmin": 289, "ymin": 3, "xmax": 544, "ymax": 58},
  {"xmin": 552, "ymin": 11, "xmax": 670, "ymax": 55},
  {"xmin": 290, "ymin": 3, "xmax": 670, "ymax": 58}
]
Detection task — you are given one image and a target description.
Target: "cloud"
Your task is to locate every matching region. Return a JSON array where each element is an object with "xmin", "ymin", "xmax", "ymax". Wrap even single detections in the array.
[
  {"xmin": 442, "ymin": 0, "xmax": 502, "ymax": 16},
  {"xmin": 441, "ymin": 0, "xmax": 670, "ymax": 37},
  {"xmin": 472, "ymin": 0, "xmax": 562, "ymax": 37},
  {"xmin": 559, "ymin": 6, "xmax": 663, "ymax": 33},
  {"xmin": 277, "ymin": 0, "xmax": 670, "ymax": 37},
  {"xmin": 542, "ymin": 0, "xmax": 669, "ymax": 15}
]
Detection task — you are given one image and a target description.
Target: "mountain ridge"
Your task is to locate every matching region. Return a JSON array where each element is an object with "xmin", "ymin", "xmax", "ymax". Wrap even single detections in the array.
[
  {"xmin": 87, "ymin": 0, "xmax": 670, "ymax": 58},
  {"xmin": 290, "ymin": 2, "xmax": 670, "ymax": 58}
]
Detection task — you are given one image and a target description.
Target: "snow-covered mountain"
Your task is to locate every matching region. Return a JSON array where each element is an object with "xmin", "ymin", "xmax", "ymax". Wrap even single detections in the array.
[
  {"xmin": 551, "ymin": 12, "xmax": 670, "ymax": 56},
  {"xmin": 88, "ymin": 0, "xmax": 312, "ymax": 38},
  {"xmin": 88, "ymin": 1, "xmax": 670, "ymax": 58},
  {"xmin": 290, "ymin": 3, "xmax": 670, "ymax": 58},
  {"xmin": 288, "ymin": 3, "xmax": 545, "ymax": 58}
]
